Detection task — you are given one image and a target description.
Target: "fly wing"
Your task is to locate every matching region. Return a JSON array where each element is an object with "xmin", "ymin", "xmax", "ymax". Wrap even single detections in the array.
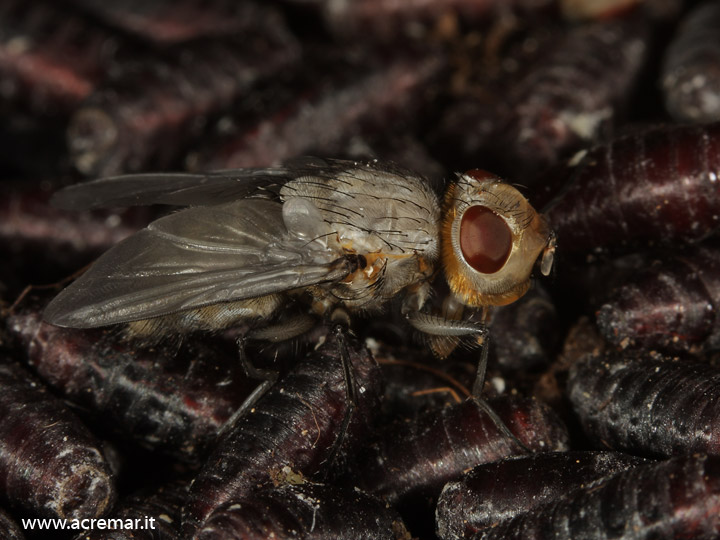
[
  {"xmin": 50, "ymin": 168, "xmax": 293, "ymax": 210},
  {"xmin": 43, "ymin": 198, "xmax": 348, "ymax": 328},
  {"xmin": 50, "ymin": 157, "xmax": 425, "ymax": 210}
]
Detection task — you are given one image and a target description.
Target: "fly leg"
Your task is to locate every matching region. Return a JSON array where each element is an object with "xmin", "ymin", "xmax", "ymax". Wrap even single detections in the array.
[
  {"xmin": 321, "ymin": 311, "xmax": 358, "ymax": 476},
  {"xmin": 405, "ymin": 310, "xmax": 490, "ymax": 392},
  {"xmin": 471, "ymin": 308, "xmax": 529, "ymax": 454},
  {"xmin": 220, "ymin": 314, "xmax": 317, "ymax": 436},
  {"xmin": 405, "ymin": 308, "xmax": 530, "ymax": 454},
  {"xmin": 247, "ymin": 313, "xmax": 316, "ymax": 342},
  {"xmin": 217, "ymin": 336, "xmax": 279, "ymax": 436},
  {"xmin": 471, "ymin": 306, "xmax": 492, "ymax": 397}
]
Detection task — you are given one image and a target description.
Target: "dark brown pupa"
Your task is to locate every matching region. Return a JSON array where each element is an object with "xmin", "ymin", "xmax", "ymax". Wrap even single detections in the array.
[
  {"xmin": 568, "ymin": 352, "xmax": 720, "ymax": 457},
  {"xmin": 67, "ymin": 26, "xmax": 299, "ymax": 176},
  {"xmin": 72, "ymin": 480, "xmax": 188, "ymax": 540},
  {"xmin": 185, "ymin": 49, "xmax": 447, "ymax": 171},
  {"xmin": 0, "ymin": 359, "xmax": 116, "ymax": 520},
  {"xmin": 196, "ymin": 481, "xmax": 409, "ymax": 540},
  {"xmin": 348, "ymin": 395, "xmax": 569, "ymax": 536},
  {"xmin": 8, "ymin": 301, "xmax": 256, "ymax": 462},
  {"xmin": 64, "ymin": 0, "xmax": 284, "ymax": 46},
  {"xmin": 472, "ymin": 454, "xmax": 720, "ymax": 539},
  {"xmin": 436, "ymin": 450, "xmax": 647, "ymax": 539},
  {"xmin": 182, "ymin": 330, "xmax": 384, "ymax": 534},
  {"xmin": 487, "ymin": 14, "xmax": 649, "ymax": 181},
  {"xmin": 546, "ymin": 122, "xmax": 720, "ymax": 256},
  {"xmin": 596, "ymin": 242, "xmax": 720, "ymax": 353},
  {"xmin": 661, "ymin": 1, "xmax": 720, "ymax": 124},
  {"xmin": 0, "ymin": 0, "xmax": 119, "ymax": 114}
]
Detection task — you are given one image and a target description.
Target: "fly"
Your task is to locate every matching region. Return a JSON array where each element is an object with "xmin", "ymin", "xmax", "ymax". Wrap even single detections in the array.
[{"xmin": 43, "ymin": 157, "xmax": 556, "ymax": 394}]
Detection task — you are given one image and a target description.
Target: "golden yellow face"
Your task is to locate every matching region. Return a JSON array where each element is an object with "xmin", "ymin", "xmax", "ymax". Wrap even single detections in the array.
[{"xmin": 441, "ymin": 169, "xmax": 556, "ymax": 308}]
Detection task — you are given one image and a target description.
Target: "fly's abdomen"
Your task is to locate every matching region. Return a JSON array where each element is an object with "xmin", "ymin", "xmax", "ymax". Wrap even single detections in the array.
[{"xmin": 124, "ymin": 295, "xmax": 284, "ymax": 340}]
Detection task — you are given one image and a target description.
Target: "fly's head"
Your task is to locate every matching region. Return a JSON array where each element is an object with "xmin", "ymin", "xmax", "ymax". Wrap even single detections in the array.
[{"xmin": 441, "ymin": 169, "xmax": 555, "ymax": 308}]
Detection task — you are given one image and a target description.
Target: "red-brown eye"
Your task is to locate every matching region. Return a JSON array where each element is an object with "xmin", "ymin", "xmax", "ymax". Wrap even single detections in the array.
[{"xmin": 460, "ymin": 206, "xmax": 512, "ymax": 274}]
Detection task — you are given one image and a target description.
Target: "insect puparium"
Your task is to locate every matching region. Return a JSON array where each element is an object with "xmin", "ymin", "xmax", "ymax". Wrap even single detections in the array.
[{"xmin": 43, "ymin": 158, "xmax": 555, "ymax": 393}]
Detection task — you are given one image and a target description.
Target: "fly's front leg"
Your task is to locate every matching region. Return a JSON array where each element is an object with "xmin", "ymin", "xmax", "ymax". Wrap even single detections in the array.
[
  {"xmin": 406, "ymin": 304, "xmax": 530, "ymax": 453},
  {"xmin": 405, "ymin": 309, "xmax": 490, "ymax": 395},
  {"xmin": 472, "ymin": 306, "xmax": 493, "ymax": 397},
  {"xmin": 404, "ymin": 286, "xmax": 491, "ymax": 392}
]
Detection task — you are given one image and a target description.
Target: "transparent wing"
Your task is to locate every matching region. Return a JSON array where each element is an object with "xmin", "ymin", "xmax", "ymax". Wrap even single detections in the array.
[
  {"xmin": 50, "ymin": 157, "xmax": 428, "ymax": 210},
  {"xmin": 50, "ymin": 168, "xmax": 292, "ymax": 210},
  {"xmin": 43, "ymin": 198, "xmax": 349, "ymax": 328}
]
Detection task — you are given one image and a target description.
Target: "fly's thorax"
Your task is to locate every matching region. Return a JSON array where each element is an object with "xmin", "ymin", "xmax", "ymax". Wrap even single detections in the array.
[
  {"xmin": 279, "ymin": 167, "xmax": 441, "ymax": 260},
  {"xmin": 279, "ymin": 167, "xmax": 441, "ymax": 312},
  {"xmin": 441, "ymin": 170, "xmax": 553, "ymax": 307}
]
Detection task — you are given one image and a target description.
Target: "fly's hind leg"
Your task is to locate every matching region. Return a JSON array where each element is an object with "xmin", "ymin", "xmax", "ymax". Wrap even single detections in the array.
[
  {"xmin": 219, "ymin": 336, "xmax": 279, "ymax": 436},
  {"xmin": 220, "ymin": 313, "xmax": 318, "ymax": 435}
]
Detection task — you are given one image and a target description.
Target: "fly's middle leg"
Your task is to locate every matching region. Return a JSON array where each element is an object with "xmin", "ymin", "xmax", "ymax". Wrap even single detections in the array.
[{"xmin": 321, "ymin": 309, "xmax": 358, "ymax": 475}]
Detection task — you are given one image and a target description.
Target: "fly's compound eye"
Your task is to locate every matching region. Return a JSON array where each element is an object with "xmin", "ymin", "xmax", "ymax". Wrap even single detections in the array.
[
  {"xmin": 459, "ymin": 206, "xmax": 512, "ymax": 274},
  {"xmin": 442, "ymin": 170, "xmax": 554, "ymax": 308}
]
